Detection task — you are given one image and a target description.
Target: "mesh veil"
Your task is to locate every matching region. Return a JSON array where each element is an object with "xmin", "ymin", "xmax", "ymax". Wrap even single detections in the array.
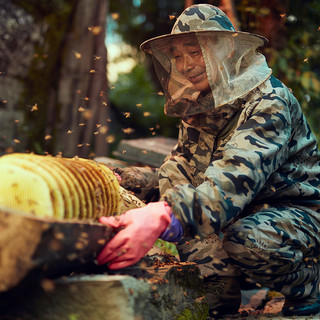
[{"xmin": 149, "ymin": 31, "xmax": 272, "ymax": 118}]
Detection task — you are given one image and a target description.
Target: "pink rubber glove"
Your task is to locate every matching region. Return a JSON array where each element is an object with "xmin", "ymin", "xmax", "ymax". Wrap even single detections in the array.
[{"xmin": 96, "ymin": 201, "xmax": 172, "ymax": 269}]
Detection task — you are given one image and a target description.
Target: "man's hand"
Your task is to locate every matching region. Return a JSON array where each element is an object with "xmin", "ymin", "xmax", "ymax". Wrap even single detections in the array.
[{"xmin": 96, "ymin": 202, "xmax": 172, "ymax": 269}]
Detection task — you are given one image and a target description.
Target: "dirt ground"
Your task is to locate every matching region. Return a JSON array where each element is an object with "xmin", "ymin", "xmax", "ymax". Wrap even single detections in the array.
[{"xmin": 217, "ymin": 288, "xmax": 320, "ymax": 320}]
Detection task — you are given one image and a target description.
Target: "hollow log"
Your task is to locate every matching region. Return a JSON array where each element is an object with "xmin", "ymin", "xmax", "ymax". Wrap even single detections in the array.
[{"xmin": 0, "ymin": 207, "xmax": 112, "ymax": 292}]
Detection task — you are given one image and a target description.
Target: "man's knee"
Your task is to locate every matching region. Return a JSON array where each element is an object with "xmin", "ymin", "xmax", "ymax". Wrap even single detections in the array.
[
  {"xmin": 222, "ymin": 219, "xmax": 263, "ymax": 262},
  {"xmin": 223, "ymin": 220, "xmax": 252, "ymax": 246},
  {"xmin": 222, "ymin": 217, "xmax": 287, "ymax": 268}
]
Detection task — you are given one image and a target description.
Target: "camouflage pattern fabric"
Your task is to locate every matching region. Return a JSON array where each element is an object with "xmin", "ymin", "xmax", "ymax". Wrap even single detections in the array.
[
  {"xmin": 177, "ymin": 234, "xmax": 242, "ymax": 278},
  {"xmin": 224, "ymin": 202, "xmax": 320, "ymax": 299},
  {"xmin": 171, "ymin": 4, "xmax": 236, "ymax": 33},
  {"xmin": 160, "ymin": 76, "xmax": 320, "ymax": 237},
  {"xmin": 158, "ymin": 76, "xmax": 320, "ymax": 298}
]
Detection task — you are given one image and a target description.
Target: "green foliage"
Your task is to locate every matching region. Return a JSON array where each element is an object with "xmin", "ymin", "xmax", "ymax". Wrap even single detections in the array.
[
  {"xmin": 110, "ymin": 63, "xmax": 165, "ymax": 130},
  {"xmin": 265, "ymin": 0, "xmax": 320, "ymax": 139},
  {"xmin": 108, "ymin": 62, "xmax": 179, "ymax": 149},
  {"xmin": 176, "ymin": 302, "xmax": 209, "ymax": 320},
  {"xmin": 109, "ymin": 0, "xmax": 184, "ymax": 49},
  {"xmin": 107, "ymin": 0, "xmax": 183, "ymax": 143},
  {"xmin": 235, "ymin": 0, "xmax": 320, "ymax": 140},
  {"xmin": 154, "ymin": 239, "xmax": 179, "ymax": 256},
  {"xmin": 12, "ymin": 0, "xmax": 77, "ymax": 154},
  {"xmin": 11, "ymin": 0, "xmax": 72, "ymax": 21}
]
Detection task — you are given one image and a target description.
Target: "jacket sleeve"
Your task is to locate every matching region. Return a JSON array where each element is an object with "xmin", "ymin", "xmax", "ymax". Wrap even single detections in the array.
[
  {"xmin": 163, "ymin": 96, "xmax": 292, "ymax": 237},
  {"xmin": 159, "ymin": 123, "xmax": 198, "ymax": 196}
]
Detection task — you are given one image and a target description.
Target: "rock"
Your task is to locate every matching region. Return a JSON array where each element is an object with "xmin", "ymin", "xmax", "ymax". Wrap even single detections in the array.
[
  {"xmin": 0, "ymin": 255, "xmax": 208, "ymax": 320},
  {"xmin": 240, "ymin": 288, "xmax": 269, "ymax": 313},
  {"xmin": 113, "ymin": 136, "xmax": 177, "ymax": 167},
  {"xmin": 0, "ymin": 207, "xmax": 113, "ymax": 292},
  {"xmin": 263, "ymin": 295, "xmax": 285, "ymax": 314}
]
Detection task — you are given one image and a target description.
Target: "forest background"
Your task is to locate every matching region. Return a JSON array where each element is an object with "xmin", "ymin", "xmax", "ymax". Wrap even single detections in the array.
[{"xmin": 0, "ymin": 0, "xmax": 319, "ymax": 160}]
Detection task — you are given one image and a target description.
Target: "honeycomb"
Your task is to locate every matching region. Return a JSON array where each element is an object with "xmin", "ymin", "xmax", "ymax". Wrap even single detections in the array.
[{"xmin": 0, "ymin": 153, "xmax": 121, "ymax": 219}]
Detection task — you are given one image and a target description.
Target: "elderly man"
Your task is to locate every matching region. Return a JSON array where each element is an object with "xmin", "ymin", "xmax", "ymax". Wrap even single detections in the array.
[{"xmin": 97, "ymin": 4, "xmax": 320, "ymax": 317}]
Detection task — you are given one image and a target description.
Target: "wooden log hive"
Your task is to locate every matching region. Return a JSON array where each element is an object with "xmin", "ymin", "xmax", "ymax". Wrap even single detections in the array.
[{"xmin": 0, "ymin": 153, "xmax": 145, "ymax": 292}]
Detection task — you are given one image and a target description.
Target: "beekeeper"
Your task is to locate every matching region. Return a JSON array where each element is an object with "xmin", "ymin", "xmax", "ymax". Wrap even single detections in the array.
[{"xmin": 97, "ymin": 4, "xmax": 320, "ymax": 317}]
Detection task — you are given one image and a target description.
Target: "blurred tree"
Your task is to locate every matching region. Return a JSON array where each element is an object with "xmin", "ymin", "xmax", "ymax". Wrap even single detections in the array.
[
  {"xmin": 109, "ymin": 0, "xmax": 184, "ymax": 49},
  {"xmin": 0, "ymin": 0, "xmax": 110, "ymax": 157},
  {"xmin": 235, "ymin": 0, "xmax": 320, "ymax": 139},
  {"xmin": 106, "ymin": 0, "xmax": 186, "ymax": 148},
  {"xmin": 108, "ymin": 63, "xmax": 178, "ymax": 151},
  {"xmin": 52, "ymin": 0, "xmax": 109, "ymax": 158},
  {"xmin": 4, "ymin": 0, "xmax": 316, "ymax": 157}
]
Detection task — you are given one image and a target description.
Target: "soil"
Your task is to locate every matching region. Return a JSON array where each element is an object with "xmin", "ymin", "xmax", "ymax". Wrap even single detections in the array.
[{"xmin": 209, "ymin": 287, "xmax": 320, "ymax": 319}]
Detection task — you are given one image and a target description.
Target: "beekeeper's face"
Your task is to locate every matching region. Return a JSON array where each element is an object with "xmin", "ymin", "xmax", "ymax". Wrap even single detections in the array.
[{"xmin": 171, "ymin": 36, "xmax": 210, "ymax": 92}]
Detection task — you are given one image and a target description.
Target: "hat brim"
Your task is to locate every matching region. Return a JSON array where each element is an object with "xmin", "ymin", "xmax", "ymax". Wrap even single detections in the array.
[{"xmin": 140, "ymin": 30, "xmax": 268, "ymax": 53}]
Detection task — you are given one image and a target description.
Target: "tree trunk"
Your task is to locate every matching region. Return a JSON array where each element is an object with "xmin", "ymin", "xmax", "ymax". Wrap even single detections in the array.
[
  {"xmin": 0, "ymin": 1, "xmax": 42, "ymax": 154},
  {"xmin": 55, "ymin": 0, "xmax": 109, "ymax": 158},
  {"xmin": 0, "ymin": 0, "xmax": 109, "ymax": 158}
]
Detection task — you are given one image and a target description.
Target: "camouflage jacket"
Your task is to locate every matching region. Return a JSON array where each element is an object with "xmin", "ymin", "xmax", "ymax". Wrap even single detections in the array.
[{"xmin": 159, "ymin": 76, "xmax": 320, "ymax": 238}]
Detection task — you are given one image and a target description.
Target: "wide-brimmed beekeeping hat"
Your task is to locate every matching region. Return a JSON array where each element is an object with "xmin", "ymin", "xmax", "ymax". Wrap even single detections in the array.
[
  {"xmin": 140, "ymin": 4, "xmax": 268, "ymax": 53},
  {"xmin": 140, "ymin": 4, "xmax": 272, "ymax": 118}
]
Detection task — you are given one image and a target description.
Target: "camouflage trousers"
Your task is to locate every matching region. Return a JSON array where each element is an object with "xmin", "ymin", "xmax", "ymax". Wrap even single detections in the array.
[
  {"xmin": 158, "ymin": 156, "xmax": 320, "ymax": 300},
  {"xmin": 177, "ymin": 202, "xmax": 320, "ymax": 300},
  {"xmin": 118, "ymin": 161, "xmax": 320, "ymax": 300}
]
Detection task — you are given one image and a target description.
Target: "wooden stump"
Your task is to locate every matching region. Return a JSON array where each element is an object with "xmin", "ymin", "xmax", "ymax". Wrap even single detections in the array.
[
  {"xmin": 0, "ymin": 207, "xmax": 112, "ymax": 292},
  {"xmin": 113, "ymin": 136, "xmax": 177, "ymax": 167},
  {"xmin": 0, "ymin": 256, "xmax": 208, "ymax": 320}
]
